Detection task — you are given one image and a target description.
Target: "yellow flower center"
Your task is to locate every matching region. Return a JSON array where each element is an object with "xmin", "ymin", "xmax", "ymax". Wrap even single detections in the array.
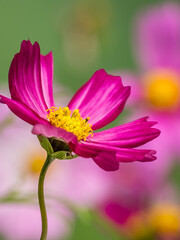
[
  {"xmin": 24, "ymin": 151, "xmax": 46, "ymax": 177},
  {"xmin": 29, "ymin": 157, "xmax": 44, "ymax": 175},
  {"xmin": 144, "ymin": 70, "xmax": 180, "ymax": 110},
  {"xmin": 148, "ymin": 204, "xmax": 180, "ymax": 234},
  {"xmin": 47, "ymin": 106, "xmax": 93, "ymax": 141}
]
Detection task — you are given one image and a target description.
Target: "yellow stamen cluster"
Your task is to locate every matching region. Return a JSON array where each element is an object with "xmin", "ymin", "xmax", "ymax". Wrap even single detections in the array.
[
  {"xmin": 144, "ymin": 70, "xmax": 180, "ymax": 110},
  {"xmin": 47, "ymin": 106, "xmax": 93, "ymax": 141}
]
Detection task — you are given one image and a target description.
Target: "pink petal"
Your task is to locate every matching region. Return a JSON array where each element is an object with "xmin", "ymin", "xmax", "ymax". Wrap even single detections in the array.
[
  {"xmin": 40, "ymin": 52, "xmax": 55, "ymax": 108},
  {"xmin": 92, "ymin": 152, "xmax": 119, "ymax": 171},
  {"xmin": 32, "ymin": 124, "xmax": 78, "ymax": 145},
  {"xmin": 0, "ymin": 95, "xmax": 48, "ymax": 125},
  {"xmin": 71, "ymin": 140, "xmax": 157, "ymax": 171},
  {"xmin": 68, "ymin": 69, "xmax": 130, "ymax": 130},
  {"xmin": 116, "ymin": 148, "xmax": 157, "ymax": 163},
  {"xmin": 91, "ymin": 117, "xmax": 160, "ymax": 148},
  {"xmin": 69, "ymin": 141, "xmax": 98, "ymax": 158},
  {"xmin": 9, "ymin": 40, "xmax": 54, "ymax": 118},
  {"xmin": 103, "ymin": 201, "xmax": 139, "ymax": 225},
  {"xmin": 135, "ymin": 3, "xmax": 180, "ymax": 71}
]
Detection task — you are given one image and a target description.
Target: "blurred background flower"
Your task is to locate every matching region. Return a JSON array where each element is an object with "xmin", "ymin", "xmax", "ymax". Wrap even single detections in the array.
[
  {"xmin": 103, "ymin": 2, "xmax": 180, "ymax": 240},
  {"xmin": 1, "ymin": 0, "xmax": 180, "ymax": 240},
  {"xmin": 114, "ymin": 2, "xmax": 180, "ymax": 183}
]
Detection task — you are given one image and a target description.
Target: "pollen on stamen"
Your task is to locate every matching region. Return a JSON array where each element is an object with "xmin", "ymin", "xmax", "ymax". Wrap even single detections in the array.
[{"xmin": 46, "ymin": 106, "xmax": 93, "ymax": 141}]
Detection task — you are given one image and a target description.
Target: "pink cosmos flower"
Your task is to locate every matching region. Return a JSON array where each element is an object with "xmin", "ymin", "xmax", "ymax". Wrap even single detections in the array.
[
  {"xmin": 117, "ymin": 2, "xmax": 180, "ymax": 176},
  {"xmin": 0, "ymin": 40, "xmax": 160, "ymax": 171}
]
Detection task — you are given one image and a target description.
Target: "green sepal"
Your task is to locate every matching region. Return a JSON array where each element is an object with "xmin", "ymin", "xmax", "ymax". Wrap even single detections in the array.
[
  {"xmin": 37, "ymin": 135, "xmax": 79, "ymax": 160},
  {"xmin": 51, "ymin": 151, "xmax": 78, "ymax": 160},
  {"xmin": 37, "ymin": 135, "xmax": 54, "ymax": 154}
]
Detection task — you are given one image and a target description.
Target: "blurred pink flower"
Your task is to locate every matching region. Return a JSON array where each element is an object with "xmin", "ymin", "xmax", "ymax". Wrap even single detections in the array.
[
  {"xmin": 0, "ymin": 204, "xmax": 67, "ymax": 240},
  {"xmin": 135, "ymin": 3, "xmax": 180, "ymax": 72},
  {"xmin": 0, "ymin": 40, "xmax": 160, "ymax": 171},
  {"xmin": 103, "ymin": 4, "xmax": 180, "ymax": 237},
  {"xmin": 116, "ymin": 2, "xmax": 180, "ymax": 178},
  {"xmin": 101, "ymin": 181, "xmax": 179, "ymax": 239}
]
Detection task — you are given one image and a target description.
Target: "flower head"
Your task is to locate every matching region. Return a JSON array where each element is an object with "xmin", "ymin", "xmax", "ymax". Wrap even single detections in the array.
[
  {"xmin": 0, "ymin": 40, "xmax": 160, "ymax": 171},
  {"xmin": 46, "ymin": 106, "xmax": 93, "ymax": 141}
]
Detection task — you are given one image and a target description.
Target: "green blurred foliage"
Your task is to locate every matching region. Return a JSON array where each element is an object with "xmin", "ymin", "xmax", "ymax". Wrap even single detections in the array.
[
  {"xmin": 0, "ymin": 235, "xmax": 6, "ymax": 240},
  {"xmin": 169, "ymin": 161, "xmax": 180, "ymax": 192},
  {"xmin": 0, "ymin": 0, "xmax": 177, "ymax": 93},
  {"xmin": 64, "ymin": 212, "xmax": 127, "ymax": 240}
]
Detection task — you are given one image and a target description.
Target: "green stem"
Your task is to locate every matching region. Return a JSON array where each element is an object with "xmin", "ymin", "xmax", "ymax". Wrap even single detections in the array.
[{"xmin": 38, "ymin": 154, "xmax": 54, "ymax": 240}]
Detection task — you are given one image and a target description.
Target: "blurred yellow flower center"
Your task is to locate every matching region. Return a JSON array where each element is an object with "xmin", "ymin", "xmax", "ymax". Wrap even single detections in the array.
[
  {"xmin": 149, "ymin": 204, "xmax": 180, "ymax": 234},
  {"xmin": 144, "ymin": 70, "xmax": 180, "ymax": 110},
  {"xmin": 25, "ymin": 151, "xmax": 53, "ymax": 178},
  {"xmin": 29, "ymin": 157, "xmax": 44, "ymax": 175},
  {"xmin": 47, "ymin": 106, "xmax": 93, "ymax": 141}
]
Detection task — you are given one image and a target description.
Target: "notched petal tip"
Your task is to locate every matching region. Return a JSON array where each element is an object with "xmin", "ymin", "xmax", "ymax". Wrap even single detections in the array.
[
  {"xmin": 143, "ymin": 116, "xmax": 161, "ymax": 138},
  {"xmin": 68, "ymin": 69, "xmax": 131, "ymax": 132},
  {"xmin": 20, "ymin": 39, "xmax": 33, "ymax": 54},
  {"xmin": 20, "ymin": 39, "xmax": 39, "ymax": 52},
  {"xmin": 96, "ymin": 69, "xmax": 131, "ymax": 89},
  {"xmin": 9, "ymin": 39, "xmax": 54, "ymax": 118},
  {"xmin": 143, "ymin": 116, "xmax": 159, "ymax": 126},
  {"xmin": 144, "ymin": 150, "xmax": 157, "ymax": 161}
]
